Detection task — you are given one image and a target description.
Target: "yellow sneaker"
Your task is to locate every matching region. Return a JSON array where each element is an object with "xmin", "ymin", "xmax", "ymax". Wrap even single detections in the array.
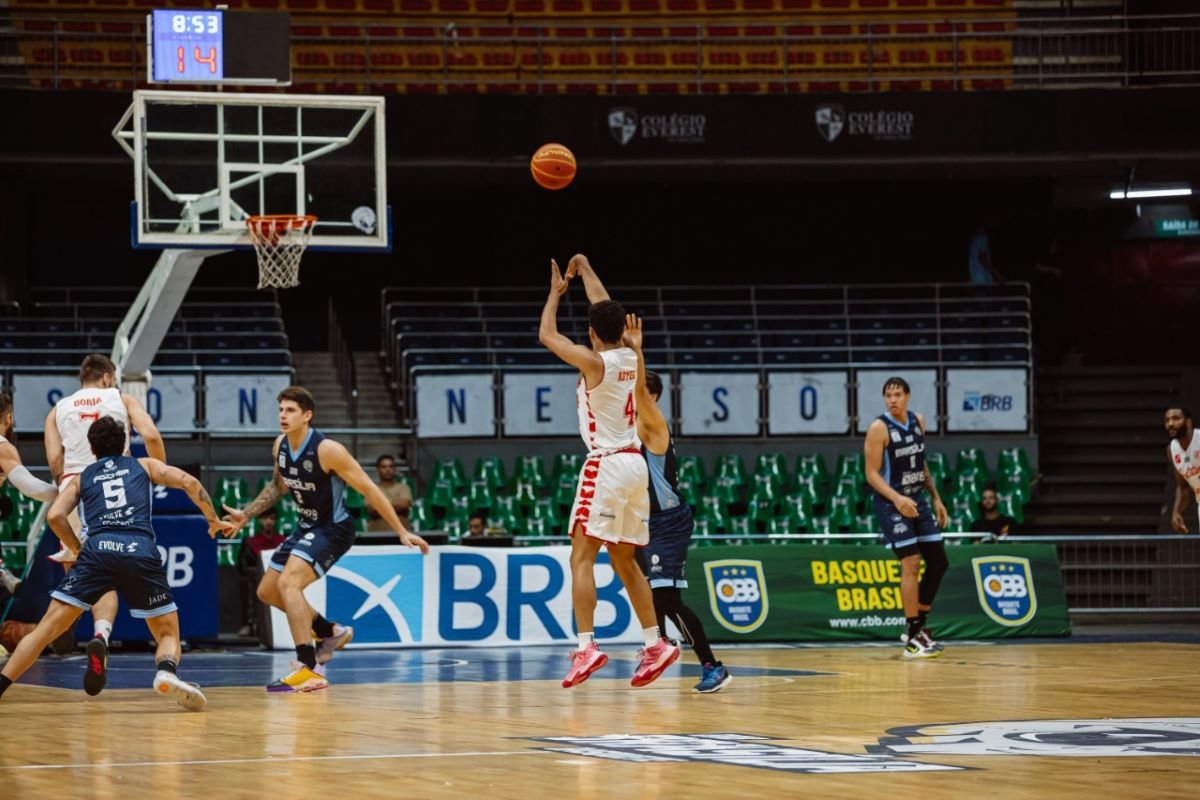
[{"xmin": 266, "ymin": 661, "xmax": 329, "ymax": 693}]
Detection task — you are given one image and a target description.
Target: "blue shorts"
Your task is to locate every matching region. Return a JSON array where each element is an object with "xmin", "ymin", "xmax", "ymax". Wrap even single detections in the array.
[
  {"xmin": 873, "ymin": 494, "xmax": 943, "ymax": 554},
  {"xmin": 269, "ymin": 519, "xmax": 356, "ymax": 577},
  {"xmin": 51, "ymin": 533, "xmax": 176, "ymax": 619},
  {"xmin": 638, "ymin": 503, "xmax": 694, "ymax": 589}
]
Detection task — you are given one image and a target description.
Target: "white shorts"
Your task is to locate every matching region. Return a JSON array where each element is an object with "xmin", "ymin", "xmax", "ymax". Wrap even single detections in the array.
[
  {"xmin": 568, "ymin": 449, "xmax": 650, "ymax": 547},
  {"xmin": 49, "ymin": 474, "xmax": 84, "ymax": 564}
]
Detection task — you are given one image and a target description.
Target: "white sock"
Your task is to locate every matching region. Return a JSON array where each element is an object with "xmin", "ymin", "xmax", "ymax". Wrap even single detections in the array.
[
  {"xmin": 577, "ymin": 632, "xmax": 595, "ymax": 650},
  {"xmin": 643, "ymin": 626, "xmax": 662, "ymax": 648},
  {"xmin": 94, "ymin": 620, "xmax": 113, "ymax": 644}
]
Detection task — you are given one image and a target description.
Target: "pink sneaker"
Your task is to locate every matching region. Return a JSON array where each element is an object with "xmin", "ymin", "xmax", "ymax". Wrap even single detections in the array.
[
  {"xmin": 562, "ymin": 642, "xmax": 608, "ymax": 688},
  {"xmin": 631, "ymin": 639, "xmax": 680, "ymax": 688}
]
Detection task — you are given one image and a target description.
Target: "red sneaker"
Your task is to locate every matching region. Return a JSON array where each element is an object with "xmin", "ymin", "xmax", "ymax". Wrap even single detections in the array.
[
  {"xmin": 562, "ymin": 642, "xmax": 608, "ymax": 688},
  {"xmin": 631, "ymin": 639, "xmax": 681, "ymax": 687}
]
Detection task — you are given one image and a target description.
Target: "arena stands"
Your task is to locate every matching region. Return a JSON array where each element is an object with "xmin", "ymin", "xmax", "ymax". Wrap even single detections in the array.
[{"xmin": 3, "ymin": 0, "xmax": 1167, "ymax": 94}]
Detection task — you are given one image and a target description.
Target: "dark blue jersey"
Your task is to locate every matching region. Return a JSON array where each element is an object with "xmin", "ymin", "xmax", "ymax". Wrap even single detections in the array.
[
  {"xmin": 277, "ymin": 429, "xmax": 350, "ymax": 530},
  {"xmin": 643, "ymin": 439, "xmax": 681, "ymax": 514},
  {"xmin": 78, "ymin": 454, "xmax": 155, "ymax": 538},
  {"xmin": 876, "ymin": 411, "xmax": 927, "ymax": 499}
]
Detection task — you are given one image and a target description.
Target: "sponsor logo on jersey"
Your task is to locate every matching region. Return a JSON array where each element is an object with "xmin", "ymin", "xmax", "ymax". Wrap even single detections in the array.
[
  {"xmin": 972, "ymin": 555, "xmax": 1037, "ymax": 626},
  {"xmin": 530, "ymin": 733, "xmax": 960, "ymax": 773},
  {"xmin": 889, "ymin": 429, "xmax": 901, "ymax": 443},
  {"xmin": 705, "ymin": 559, "xmax": 768, "ymax": 633},
  {"xmin": 303, "ymin": 459, "xmax": 314, "ymax": 472},
  {"xmin": 871, "ymin": 718, "xmax": 1200, "ymax": 757}
]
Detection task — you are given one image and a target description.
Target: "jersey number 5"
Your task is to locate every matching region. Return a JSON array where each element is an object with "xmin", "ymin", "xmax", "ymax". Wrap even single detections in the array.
[{"xmin": 102, "ymin": 478, "xmax": 127, "ymax": 510}]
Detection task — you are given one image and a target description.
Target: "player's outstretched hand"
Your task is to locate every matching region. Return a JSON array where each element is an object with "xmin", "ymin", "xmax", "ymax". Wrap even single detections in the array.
[
  {"xmin": 621, "ymin": 313, "xmax": 643, "ymax": 351},
  {"xmin": 549, "ymin": 259, "xmax": 571, "ymax": 296},
  {"xmin": 1171, "ymin": 512, "xmax": 1189, "ymax": 534},
  {"xmin": 401, "ymin": 530, "xmax": 430, "ymax": 555},
  {"xmin": 566, "ymin": 253, "xmax": 589, "ymax": 279},
  {"xmin": 209, "ymin": 518, "xmax": 240, "ymax": 539},
  {"xmin": 222, "ymin": 504, "xmax": 249, "ymax": 532},
  {"xmin": 933, "ymin": 499, "xmax": 949, "ymax": 528}
]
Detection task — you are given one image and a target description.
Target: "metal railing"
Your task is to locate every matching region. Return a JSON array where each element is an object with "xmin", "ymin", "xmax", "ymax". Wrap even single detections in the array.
[{"xmin": 2, "ymin": 13, "xmax": 1199, "ymax": 93}]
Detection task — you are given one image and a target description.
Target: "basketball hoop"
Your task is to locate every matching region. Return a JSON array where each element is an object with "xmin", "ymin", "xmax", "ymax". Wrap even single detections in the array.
[{"xmin": 246, "ymin": 214, "xmax": 317, "ymax": 289}]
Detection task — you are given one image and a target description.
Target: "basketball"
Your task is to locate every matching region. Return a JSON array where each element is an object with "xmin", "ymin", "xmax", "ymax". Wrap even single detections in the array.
[{"xmin": 530, "ymin": 143, "xmax": 576, "ymax": 190}]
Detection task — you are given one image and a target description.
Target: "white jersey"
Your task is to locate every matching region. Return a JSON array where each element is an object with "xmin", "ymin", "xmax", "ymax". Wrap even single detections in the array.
[
  {"xmin": 1170, "ymin": 430, "xmax": 1200, "ymax": 503},
  {"xmin": 56, "ymin": 387, "xmax": 129, "ymax": 477},
  {"xmin": 576, "ymin": 347, "xmax": 640, "ymax": 455}
]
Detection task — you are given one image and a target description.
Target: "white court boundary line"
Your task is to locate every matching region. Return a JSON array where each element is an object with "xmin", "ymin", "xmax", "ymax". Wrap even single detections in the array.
[{"xmin": 1, "ymin": 750, "xmax": 541, "ymax": 772}]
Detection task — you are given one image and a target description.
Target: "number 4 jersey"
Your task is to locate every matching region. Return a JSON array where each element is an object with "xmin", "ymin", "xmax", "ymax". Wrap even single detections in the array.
[
  {"xmin": 78, "ymin": 454, "xmax": 155, "ymax": 538},
  {"xmin": 576, "ymin": 347, "xmax": 640, "ymax": 455}
]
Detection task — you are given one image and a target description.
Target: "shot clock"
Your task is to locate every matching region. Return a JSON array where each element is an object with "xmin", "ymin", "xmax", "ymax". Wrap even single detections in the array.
[{"xmin": 147, "ymin": 9, "xmax": 290, "ymax": 85}]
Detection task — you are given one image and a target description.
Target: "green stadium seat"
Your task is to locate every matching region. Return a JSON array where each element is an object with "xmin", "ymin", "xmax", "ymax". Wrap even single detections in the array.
[
  {"xmin": 792, "ymin": 477, "xmax": 824, "ymax": 512},
  {"xmin": 408, "ymin": 498, "xmax": 432, "ymax": 532},
  {"xmin": 711, "ymin": 476, "xmax": 741, "ymax": 510},
  {"xmin": 951, "ymin": 496, "xmax": 980, "ymax": 524},
  {"xmin": 955, "ymin": 448, "xmax": 989, "ymax": 479},
  {"xmin": 767, "ymin": 515, "xmax": 800, "ymax": 536},
  {"xmin": 448, "ymin": 497, "xmax": 471, "ymax": 524},
  {"xmin": 954, "ymin": 472, "xmax": 983, "ymax": 505},
  {"xmin": 512, "ymin": 480, "xmax": 539, "ymax": 516},
  {"xmin": 343, "ymin": 485, "xmax": 366, "ymax": 513},
  {"xmin": 925, "ymin": 452, "xmax": 951, "ymax": 488},
  {"xmin": 473, "ymin": 457, "xmax": 508, "ymax": 494},
  {"xmin": 696, "ymin": 495, "xmax": 729, "ymax": 533},
  {"xmin": 794, "ymin": 453, "xmax": 829, "ymax": 486},
  {"xmin": 835, "ymin": 453, "xmax": 863, "ymax": 480},
  {"xmin": 675, "ymin": 478, "xmax": 700, "ymax": 508},
  {"xmin": 678, "ymin": 455, "xmax": 707, "ymax": 489},
  {"xmin": 425, "ymin": 480, "xmax": 455, "ymax": 517},
  {"xmin": 467, "ymin": 480, "xmax": 495, "ymax": 515},
  {"xmin": 714, "ymin": 454, "xmax": 747, "ymax": 487},
  {"xmin": 754, "ymin": 453, "xmax": 788, "ymax": 489},
  {"xmin": 513, "ymin": 455, "xmax": 548, "ymax": 490},
  {"xmin": 997, "ymin": 447, "xmax": 1032, "ymax": 476},
  {"xmin": 810, "ymin": 516, "xmax": 835, "ymax": 535},
  {"xmin": 692, "ymin": 517, "xmax": 716, "ymax": 542},
  {"xmin": 524, "ymin": 517, "xmax": 552, "ymax": 538},
  {"xmin": 3, "ymin": 544, "xmax": 26, "ymax": 570},
  {"xmin": 729, "ymin": 516, "xmax": 751, "ymax": 535},
  {"xmin": 215, "ymin": 475, "xmax": 247, "ymax": 508},
  {"xmin": 828, "ymin": 498, "xmax": 855, "ymax": 532},
  {"xmin": 854, "ymin": 514, "xmax": 877, "ymax": 534},
  {"xmin": 746, "ymin": 497, "xmax": 775, "ymax": 533},
  {"xmin": 490, "ymin": 496, "xmax": 524, "ymax": 536},
  {"xmin": 998, "ymin": 493, "xmax": 1025, "ymax": 524},
  {"xmin": 553, "ymin": 475, "xmax": 578, "ymax": 513},
  {"xmin": 443, "ymin": 517, "xmax": 466, "ymax": 538},
  {"xmin": 551, "ymin": 453, "xmax": 583, "ymax": 485},
  {"xmin": 433, "ymin": 458, "xmax": 467, "ymax": 491},
  {"xmin": 531, "ymin": 498, "xmax": 563, "ymax": 529}
]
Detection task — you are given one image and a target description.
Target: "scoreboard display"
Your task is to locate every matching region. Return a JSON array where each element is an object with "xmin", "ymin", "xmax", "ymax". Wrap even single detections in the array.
[{"xmin": 148, "ymin": 9, "xmax": 290, "ymax": 85}]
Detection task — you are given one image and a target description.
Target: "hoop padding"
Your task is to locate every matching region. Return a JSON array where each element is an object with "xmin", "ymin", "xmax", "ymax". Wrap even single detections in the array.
[{"xmin": 247, "ymin": 215, "xmax": 317, "ymax": 289}]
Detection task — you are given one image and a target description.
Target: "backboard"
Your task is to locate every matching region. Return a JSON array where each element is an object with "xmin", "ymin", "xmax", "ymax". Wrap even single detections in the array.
[{"xmin": 114, "ymin": 90, "xmax": 390, "ymax": 252}]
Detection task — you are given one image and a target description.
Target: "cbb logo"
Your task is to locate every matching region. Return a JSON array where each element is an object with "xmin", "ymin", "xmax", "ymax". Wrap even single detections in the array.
[
  {"xmin": 716, "ymin": 577, "xmax": 761, "ymax": 604},
  {"xmin": 983, "ymin": 573, "xmax": 1028, "ymax": 599}
]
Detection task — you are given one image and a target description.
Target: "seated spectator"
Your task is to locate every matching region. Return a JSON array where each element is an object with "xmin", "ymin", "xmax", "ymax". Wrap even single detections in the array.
[
  {"xmin": 971, "ymin": 487, "xmax": 1017, "ymax": 540},
  {"xmin": 368, "ymin": 454, "xmax": 412, "ymax": 532},
  {"xmin": 237, "ymin": 507, "xmax": 285, "ymax": 637},
  {"xmin": 467, "ymin": 512, "xmax": 487, "ymax": 538}
]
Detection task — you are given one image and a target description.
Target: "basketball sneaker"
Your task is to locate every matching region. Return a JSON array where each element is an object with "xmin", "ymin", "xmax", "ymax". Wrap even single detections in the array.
[
  {"xmin": 693, "ymin": 662, "xmax": 733, "ymax": 694},
  {"xmin": 903, "ymin": 632, "xmax": 942, "ymax": 659},
  {"xmin": 315, "ymin": 624, "xmax": 354, "ymax": 665},
  {"xmin": 83, "ymin": 634, "xmax": 108, "ymax": 696},
  {"xmin": 267, "ymin": 661, "xmax": 329, "ymax": 693},
  {"xmin": 900, "ymin": 628, "xmax": 945, "ymax": 652},
  {"xmin": 562, "ymin": 642, "xmax": 608, "ymax": 688},
  {"xmin": 153, "ymin": 670, "xmax": 208, "ymax": 711},
  {"xmin": 631, "ymin": 639, "xmax": 681, "ymax": 687}
]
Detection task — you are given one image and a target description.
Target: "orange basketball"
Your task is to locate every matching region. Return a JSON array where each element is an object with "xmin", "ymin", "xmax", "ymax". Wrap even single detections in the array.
[{"xmin": 531, "ymin": 143, "xmax": 576, "ymax": 191}]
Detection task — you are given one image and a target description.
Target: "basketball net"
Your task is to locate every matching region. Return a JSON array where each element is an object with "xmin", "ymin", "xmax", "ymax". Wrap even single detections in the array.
[{"xmin": 247, "ymin": 215, "xmax": 317, "ymax": 289}]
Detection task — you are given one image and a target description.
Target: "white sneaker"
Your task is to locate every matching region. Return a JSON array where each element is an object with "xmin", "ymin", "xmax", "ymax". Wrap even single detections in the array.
[
  {"xmin": 900, "ymin": 628, "xmax": 945, "ymax": 652},
  {"xmin": 903, "ymin": 630, "xmax": 942, "ymax": 659},
  {"xmin": 153, "ymin": 670, "xmax": 208, "ymax": 711},
  {"xmin": 316, "ymin": 624, "xmax": 354, "ymax": 665}
]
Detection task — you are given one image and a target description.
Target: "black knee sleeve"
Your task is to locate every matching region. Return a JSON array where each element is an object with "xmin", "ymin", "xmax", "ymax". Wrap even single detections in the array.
[{"xmin": 917, "ymin": 539, "xmax": 949, "ymax": 607}]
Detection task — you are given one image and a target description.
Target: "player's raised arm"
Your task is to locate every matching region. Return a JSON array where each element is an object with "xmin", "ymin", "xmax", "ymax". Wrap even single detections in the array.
[
  {"xmin": 140, "ymin": 457, "xmax": 235, "ymax": 539},
  {"xmin": 566, "ymin": 253, "xmax": 610, "ymax": 303},
  {"xmin": 538, "ymin": 259, "xmax": 605, "ymax": 387},
  {"xmin": 123, "ymin": 392, "xmax": 166, "ymax": 461},
  {"xmin": 44, "ymin": 407, "xmax": 64, "ymax": 483},
  {"xmin": 319, "ymin": 440, "xmax": 429, "ymax": 554},
  {"xmin": 46, "ymin": 478, "xmax": 83, "ymax": 557},
  {"xmin": 622, "ymin": 313, "xmax": 669, "ymax": 453}
]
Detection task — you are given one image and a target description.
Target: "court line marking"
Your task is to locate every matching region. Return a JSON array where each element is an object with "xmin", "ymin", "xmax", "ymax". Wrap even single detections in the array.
[{"xmin": 0, "ymin": 750, "xmax": 541, "ymax": 772}]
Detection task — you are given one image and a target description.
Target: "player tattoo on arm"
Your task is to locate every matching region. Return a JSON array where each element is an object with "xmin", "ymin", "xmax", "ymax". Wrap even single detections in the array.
[{"xmin": 242, "ymin": 467, "xmax": 285, "ymax": 518}]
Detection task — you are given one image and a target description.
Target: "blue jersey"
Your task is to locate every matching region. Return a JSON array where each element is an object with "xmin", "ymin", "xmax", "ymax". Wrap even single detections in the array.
[
  {"xmin": 876, "ymin": 411, "xmax": 927, "ymax": 499},
  {"xmin": 277, "ymin": 429, "xmax": 350, "ymax": 530},
  {"xmin": 643, "ymin": 439, "xmax": 681, "ymax": 514},
  {"xmin": 78, "ymin": 454, "xmax": 155, "ymax": 538}
]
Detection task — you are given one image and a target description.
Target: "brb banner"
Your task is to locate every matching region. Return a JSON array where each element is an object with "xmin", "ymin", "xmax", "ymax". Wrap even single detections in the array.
[
  {"xmin": 680, "ymin": 543, "xmax": 1070, "ymax": 642},
  {"xmin": 264, "ymin": 545, "xmax": 644, "ymax": 649},
  {"xmin": 946, "ymin": 368, "xmax": 1028, "ymax": 432}
]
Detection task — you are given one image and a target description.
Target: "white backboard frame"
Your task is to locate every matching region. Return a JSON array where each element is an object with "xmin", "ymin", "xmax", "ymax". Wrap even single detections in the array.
[{"xmin": 114, "ymin": 90, "xmax": 390, "ymax": 252}]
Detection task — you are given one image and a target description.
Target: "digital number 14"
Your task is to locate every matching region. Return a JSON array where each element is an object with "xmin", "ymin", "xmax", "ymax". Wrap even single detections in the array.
[{"xmin": 176, "ymin": 46, "xmax": 217, "ymax": 74}]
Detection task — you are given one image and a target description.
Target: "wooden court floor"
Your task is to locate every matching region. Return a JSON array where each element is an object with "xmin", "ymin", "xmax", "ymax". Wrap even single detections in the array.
[{"xmin": 1, "ymin": 638, "xmax": 1198, "ymax": 799}]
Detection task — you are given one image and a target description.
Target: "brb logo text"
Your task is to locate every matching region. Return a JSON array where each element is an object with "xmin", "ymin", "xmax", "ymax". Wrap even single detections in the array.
[{"xmin": 963, "ymin": 392, "xmax": 1014, "ymax": 412}]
